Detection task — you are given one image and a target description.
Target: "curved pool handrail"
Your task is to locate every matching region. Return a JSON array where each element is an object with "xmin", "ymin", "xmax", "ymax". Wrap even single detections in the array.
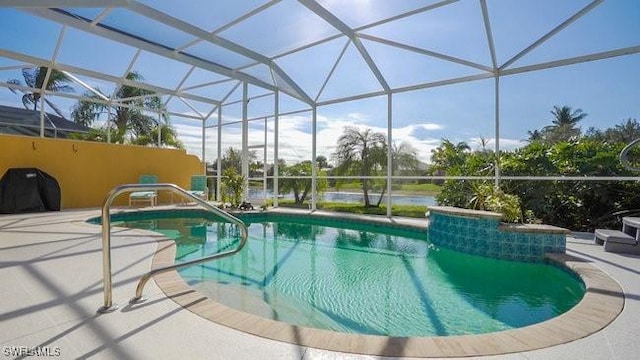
[
  {"xmin": 98, "ymin": 183, "xmax": 248, "ymax": 314},
  {"xmin": 620, "ymin": 138, "xmax": 640, "ymax": 172}
]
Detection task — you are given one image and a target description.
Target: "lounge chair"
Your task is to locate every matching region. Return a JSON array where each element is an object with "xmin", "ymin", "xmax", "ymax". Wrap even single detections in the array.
[
  {"xmin": 187, "ymin": 175, "xmax": 208, "ymax": 201},
  {"xmin": 129, "ymin": 175, "xmax": 158, "ymax": 207},
  {"xmin": 594, "ymin": 216, "xmax": 640, "ymax": 254}
]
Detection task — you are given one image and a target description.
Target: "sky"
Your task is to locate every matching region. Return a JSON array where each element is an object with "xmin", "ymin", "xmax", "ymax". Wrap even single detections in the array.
[{"xmin": 1, "ymin": 0, "xmax": 639, "ymax": 166}]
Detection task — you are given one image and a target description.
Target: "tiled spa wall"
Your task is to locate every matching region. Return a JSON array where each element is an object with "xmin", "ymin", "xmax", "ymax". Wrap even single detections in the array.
[{"xmin": 428, "ymin": 207, "xmax": 567, "ymax": 262}]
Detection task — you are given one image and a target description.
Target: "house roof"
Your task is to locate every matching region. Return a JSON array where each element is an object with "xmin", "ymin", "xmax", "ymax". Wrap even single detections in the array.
[{"xmin": 0, "ymin": 105, "xmax": 91, "ymax": 138}]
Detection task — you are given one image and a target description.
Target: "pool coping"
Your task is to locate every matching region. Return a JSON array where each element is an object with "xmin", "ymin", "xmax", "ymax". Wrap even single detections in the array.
[{"xmin": 146, "ymin": 210, "xmax": 624, "ymax": 358}]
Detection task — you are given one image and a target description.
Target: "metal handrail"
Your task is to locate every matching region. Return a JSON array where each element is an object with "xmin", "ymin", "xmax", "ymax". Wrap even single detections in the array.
[
  {"xmin": 98, "ymin": 183, "xmax": 248, "ymax": 314},
  {"xmin": 621, "ymin": 138, "xmax": 640, "ymax": 172}
]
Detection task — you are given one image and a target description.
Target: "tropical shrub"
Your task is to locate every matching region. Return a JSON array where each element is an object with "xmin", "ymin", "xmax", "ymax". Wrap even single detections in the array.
[
  {"xmin": 221, "ymin": 168, "xmax": 244, "ymax": 207},
  {"xmin": 433, "ymin": 135, "xmax": 640, "ymax": 230},
  {"xmin": 279, "ymin": 160, "xmax": 328, "ymax": 204},
  {"xmin": 485, "ymin": 189, "xmax": 522, "ymax": 223}
]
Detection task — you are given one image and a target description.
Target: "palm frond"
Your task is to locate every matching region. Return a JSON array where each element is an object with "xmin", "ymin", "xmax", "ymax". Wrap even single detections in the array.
[
  {"xmin": 6, "ymin": 79, "xmax": 23, "ymax": 95},
  {"xmin": 21, "ymin": 67, "xmax": 37, "ymax": 88},
  {"xmin": 21, "ymin": 93, "xmax": 35, "ymax": 109}
]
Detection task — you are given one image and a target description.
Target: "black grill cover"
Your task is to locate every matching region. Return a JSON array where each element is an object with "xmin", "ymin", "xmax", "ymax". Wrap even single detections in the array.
[{"xmin": 0, "ymin": 168, "xmax": 61, "ymax": 214}]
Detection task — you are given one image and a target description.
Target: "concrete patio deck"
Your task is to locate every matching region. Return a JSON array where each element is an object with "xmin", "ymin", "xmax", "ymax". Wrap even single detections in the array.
[{"xmin": 0, "ymin": 208, "xmax": 638, "ymax": 359}]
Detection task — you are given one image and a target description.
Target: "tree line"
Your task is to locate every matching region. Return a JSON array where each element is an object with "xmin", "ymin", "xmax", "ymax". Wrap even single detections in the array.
[
  {"xmin": 432, "ymin": 105, "xmax": 640, "ymax": 230},
  {"xmin": 216, "ymin": 127, "xmax": 422, "ymax": 207}
]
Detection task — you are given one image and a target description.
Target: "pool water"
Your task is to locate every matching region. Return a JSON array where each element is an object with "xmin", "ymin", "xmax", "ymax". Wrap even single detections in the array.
[{"xmin": 113, "ymin": 214, "xmax": 585, "ymax": 337}]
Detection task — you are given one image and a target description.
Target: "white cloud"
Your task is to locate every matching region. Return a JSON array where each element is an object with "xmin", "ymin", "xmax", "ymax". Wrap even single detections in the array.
[
  {"xmin": 418, "ymin": 123, "xmax": 443, "ymax": 131},
  {"xmin": 499, "ymin": 138, "xmax": 527, "ymax": 150},
  {"xmin": 176, "ymin": 113, "xmax": 524, "ymax": 166},
  {"xmin": 346, "ymin": 112, "xmax": 368, "ymax": 122}
]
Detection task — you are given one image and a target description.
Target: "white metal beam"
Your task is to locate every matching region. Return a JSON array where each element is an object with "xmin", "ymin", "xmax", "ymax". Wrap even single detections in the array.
[
  {"xmin": 273, "ymin": 90, "xmax": 279, "ymax": 207},
  {"xmin": 0, "ymin": 80, "xmax": 205, "ymax": 120},
  {"xmin": 110, "ymin": 48, "xmax": 141, "ymax": 102},
  {"xmin": 502, "ymin": 45, "xmax": 640, "ymax": 76},
  {"xmin": 181, "ymin": 78, "xmax": 236, "ymax": 92},
  {"xmin": 270, "ymin": 64, "xmax": 313, "ymax": 104},
  {"xmin": 494, "ymin": 75, "xmax": 500, "ymax": 187},
  {"xmin": 116, "ymin": 94, "xmax": 159, "ymax": 103},
  {"xmin": 62, "ymin": 70, "xmax": 109, "ymax": 100},
  {"xmin": 220, "ymin": 81, "xmax": 242, "ymax": 106},
  {"xmin": 216, "ymin": 105, "xmax": 222, "ymax": 201},
  {"xmin": 90, "ymin": 8, "xmax": 112, "ymax": 25},
  {"xmin": 500, "ymin": 0, "xmax": 604, "ymax": 70},
  {"xmin": 354, "ymin": 0, "xmax": 460, "ymax": 33},
  {"xmin": 303, "ymin": 42, "xmax": 640, "ymax": 108},
  {"xmin": 176, "ymin": 0, "xmax": 282, "ymax": 53},
  {"xmin": 352, "ymin": 36, "xmax": 389, "ymax": 92},
  {"xmin": 2, "ymin": 82, "xmax": 40, "ymax": 97},
  {"xmin": 315, "ymin": 39, "xmax": 350, "ymax": 102},
  {"xmin": 204, "ymin": 104, "xmax": 218, "ymax": 122},
  {"xmin": 0, "ymin": 65, "xmax": 28, "ymax": 71},
  {"xmin": 0, "ymin": 0, "xmax": 126, "ymax": 6},
  {"xmin": 25, "ymin": 8, "xmax": 277, "ymax": 94},
  {"xmin": 272, "ymin": 34, "xmax": 344, "ymax": 61},
  {"xmin": 242, "ymin": 82, "xmax": 249, "ymax": 200},
  {"xmin": 386, "ymin": 93, "xmax": 392, "ymax": 217},
  {"xmin": 163, "ymin": 65, "xmax": 196, "ymax": 107},
  {"xmin": 311, "ymin": 105, "xmax": 317, "ymax": 211},
  {"xmin": 126, "ymin": 1, "xmax": 313, "ymax": 104},
  {"xmin": 298, "ymin": 0, "xmax": 390, "ymax": 92},
  {"xmin": 317, "ymin": 72, "xmax": 492, "ymax": 106},
  {"xmin": 177, "ymin": 97, "xmax": 205, "ymax": 119},
  {"xmin": 201, "ymin": 117, "xmax": 206, "ymax": 174},
  {"xmin": 39, "ymin": 24, "xmax": 66, "ymax": 136},
  {"xmin": 0, "ymin": 48, "xmax": 219, "ymax": 106},
  {"xmin": 358, "ymin": 33, "xmax": 493, "ymax": 73},
  {"xmin": 479, "ymin": 0, "xmax": 498, "ymax": 71},
  {"xmin": 156, "ymin": 111, "xmax": 162, "ymax": 146},
  {"xmin": 204, "ymin": 107, "xmax": 310, "ymax": 127},
  {"xmin": 271, "ymin": 0, "xmax": 459, "ymax": 61}
]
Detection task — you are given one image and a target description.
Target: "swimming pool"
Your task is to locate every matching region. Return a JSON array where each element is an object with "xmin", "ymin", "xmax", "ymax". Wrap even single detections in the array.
[{"xmin": 110, "ymin": 210, "xmax": 585, "ymax": 338}]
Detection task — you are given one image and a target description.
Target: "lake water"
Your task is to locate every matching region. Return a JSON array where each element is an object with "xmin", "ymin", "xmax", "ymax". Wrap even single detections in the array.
[{"xmin": 249, "ymin": 190, "xmax": 437, "ymax": 207}]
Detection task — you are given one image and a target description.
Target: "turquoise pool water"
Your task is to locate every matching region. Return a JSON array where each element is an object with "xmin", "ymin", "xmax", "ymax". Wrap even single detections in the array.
[{"xmin": 111, "ymin": 212, "xmax": 585, "ymax": 337}]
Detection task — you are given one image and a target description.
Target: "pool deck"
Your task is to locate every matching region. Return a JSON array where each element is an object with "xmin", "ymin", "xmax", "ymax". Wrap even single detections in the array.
[{"xmin": 0, "ymin": 207, "xmax": 638, "ymax": 359}]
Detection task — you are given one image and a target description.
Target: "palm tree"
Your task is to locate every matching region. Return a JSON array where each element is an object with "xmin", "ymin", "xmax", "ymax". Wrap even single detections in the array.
[
  {"xmin": 430, "ymin": 139, "xmax": 470, "ymax": 173},
  {"xmin": 279, "ymin": 160, "xmax": 328, "ymax": 204},
  {"xmin": 221, "ymin": 167, "xmax": 245, "ymax": 207},
  {"xmin": 71, "ymin": 71, "xmax": 170, "ymax": 144},
  {"xmin": 603, "ymin": 118, "xmax": 640, "ymax": 144},
  {"xmin": 315, "ymin": 155, "xmax": 330, "ymax": 169},
  {"xmin": 220, "ymin": 147, "xmax": 257, "ymax": 173},
  {"xmin": 374, "ymin": 141, "xmax": 420, "ymax": 207},
  {"xmin": 544, "ymin": 105, "xmax": 587, "ymax": 143},
  {"xmin": 7, "ymin": 67, "xmax": 74, "ymax": 118},
  {"xmin": 333, "ymin": 127, "xmax": 387, "ymax": 207},
  {"xmin": 526, "ymin": 129, "xmax": 544, "ymax": 143},
  {"xmin": 131, "ymin": 123, "xmax": 183, "ymax": 148}
]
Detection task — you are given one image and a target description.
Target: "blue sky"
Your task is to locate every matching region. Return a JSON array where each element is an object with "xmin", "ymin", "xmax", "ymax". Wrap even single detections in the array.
[{"xmin": 1, "ymin": 0, "xmax": 639, "ymax": 165}]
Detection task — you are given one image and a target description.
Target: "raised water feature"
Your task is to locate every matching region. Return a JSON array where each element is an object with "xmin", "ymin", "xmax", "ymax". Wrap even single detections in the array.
[{"xmin": 428, "ymin": 206, "xmax": 569, "ymax": 262}]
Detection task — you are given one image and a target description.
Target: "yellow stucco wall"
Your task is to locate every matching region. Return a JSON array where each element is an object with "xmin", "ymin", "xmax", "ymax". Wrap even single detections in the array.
[{"xmin": 0, "ymin": 134, "xmax": 204, "ymax": 209}]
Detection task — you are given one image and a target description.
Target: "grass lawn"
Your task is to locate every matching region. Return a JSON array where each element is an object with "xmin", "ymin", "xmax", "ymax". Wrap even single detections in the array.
[
  {"xmin": 249, "ymin": 181, "xmax": 438, "ymax": 218},
  {"xmin": 330, "ymin": 182, "xmax": 441, "ymax": 196}
]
